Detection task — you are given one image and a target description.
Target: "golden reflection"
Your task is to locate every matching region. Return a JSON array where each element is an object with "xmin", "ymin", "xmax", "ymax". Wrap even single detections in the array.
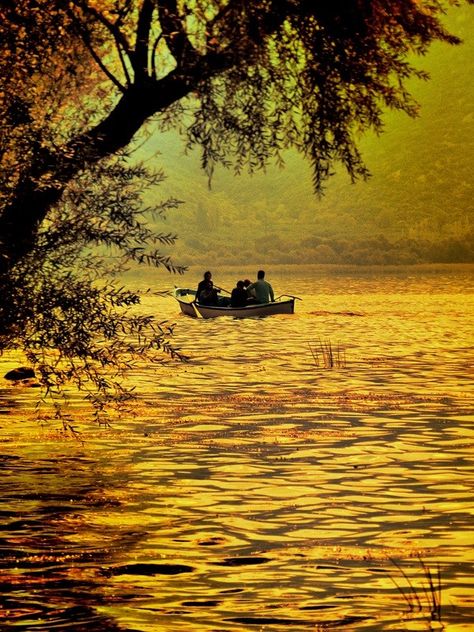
[{"xmin": 1, "ymin": 266, "xmax": 473, "ymax": 629}]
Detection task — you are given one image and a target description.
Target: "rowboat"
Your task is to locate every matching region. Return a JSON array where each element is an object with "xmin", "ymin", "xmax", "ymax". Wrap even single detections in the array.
[{"xmin": 173, "ymin": 288, "xmax": 296, "ymax": 319}]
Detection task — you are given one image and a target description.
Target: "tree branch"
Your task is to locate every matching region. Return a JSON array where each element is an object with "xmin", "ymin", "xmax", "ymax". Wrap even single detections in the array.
[
  {"xmin": 80, "ymin": 28, "xmax": 127, "ymax": 93},
  {"xmin": 70, "ymin": 0, "xmax": 133, "ymax": 86},
  {"xmin": 134, "ymin": 0, "xmax": 155, "ymax": 82},
  {"xmin": 155, "ymin": 0, "xmax": 200, "ymax": 68},
  {"xmin": 72, "ymin": 0, "xmax": 133, "ymax": 55}
]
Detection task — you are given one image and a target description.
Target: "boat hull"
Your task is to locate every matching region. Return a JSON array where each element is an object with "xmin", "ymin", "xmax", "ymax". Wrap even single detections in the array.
[
  {"xmin": 173, "ymin": 288, "xmax": 198, "ymax": 317},
  {"xmin": 173, "ymin": 288, "xmax": 295, "ymax": 319},
  {"xmin": 196, "ymin": 300, "xmax": 295, "ymax": 318}
]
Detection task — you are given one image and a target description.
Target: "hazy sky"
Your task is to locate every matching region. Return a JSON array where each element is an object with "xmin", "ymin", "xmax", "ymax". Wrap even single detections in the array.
[{"xmin": 135, "ymin": 5, "xmax": 473, "ymax": 260}]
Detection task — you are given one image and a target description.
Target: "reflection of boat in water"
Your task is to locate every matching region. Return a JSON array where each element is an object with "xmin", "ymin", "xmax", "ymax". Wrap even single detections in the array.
[{"xmin": 173, "ymin": 288, "xmax": 296, "ymax": 319}]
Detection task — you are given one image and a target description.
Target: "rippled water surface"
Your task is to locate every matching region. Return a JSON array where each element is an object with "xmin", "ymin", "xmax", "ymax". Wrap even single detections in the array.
[{"xmin": 1, "ymin": 265, "xmax": 473, "ymax": 631}]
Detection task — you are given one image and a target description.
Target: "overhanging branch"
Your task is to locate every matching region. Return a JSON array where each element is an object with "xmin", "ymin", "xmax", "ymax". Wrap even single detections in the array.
[
  {"xmin": 134, "ymin": 0, "xmax": 155, "ymax": 81},
  {"xmin": 155, "ymin": 0, "xmax": 201, "ymax": 68},
  {"xmin": 70, "ymin": 0, "xmax": 133, "ymax": 86},
  {"xmin": 81, "ymin": 31, "xmax": 127, "ymax": 92}
]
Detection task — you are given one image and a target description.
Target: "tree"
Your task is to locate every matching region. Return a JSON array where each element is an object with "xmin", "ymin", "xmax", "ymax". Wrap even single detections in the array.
[
  {"xmin": 1, "ymin": 153, "xmax": 187, "ymax": 426},
  {"xmin": 0, "ymin": 0, "xmax": 471, "ymax": 416},
  {"xmin": 1, "ymin": 0, "xmax": 470, "ymax": 272}
]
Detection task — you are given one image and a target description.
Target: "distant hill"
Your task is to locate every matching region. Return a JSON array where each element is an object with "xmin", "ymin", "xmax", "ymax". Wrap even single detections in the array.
[{"xmin": 133, "ymin": 6, "xmax": 473, "ymax": 266}]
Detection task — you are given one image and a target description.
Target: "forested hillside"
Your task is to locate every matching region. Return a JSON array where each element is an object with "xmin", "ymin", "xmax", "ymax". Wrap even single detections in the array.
[{"xmin": 137, "ymin": 7, "xmax": 473, "ymax": 266}]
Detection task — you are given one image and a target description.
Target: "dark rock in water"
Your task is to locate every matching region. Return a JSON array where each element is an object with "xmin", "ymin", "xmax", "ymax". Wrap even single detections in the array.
[
  {"xmin": 215, "ymin": 556, "xmax": 270, "ymax": 566},
  {"xmin": 4, "ymin": 367, "xmax": 36, "ymax": 381},
  {"xmin": 104, "ymin": 563, "xmax": 194, "ymax": 577}
]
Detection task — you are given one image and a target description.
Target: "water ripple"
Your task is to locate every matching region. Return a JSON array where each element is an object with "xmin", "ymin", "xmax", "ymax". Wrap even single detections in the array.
[{"xmin": 1, "ymin": 266, "xmax": 473, "ymax": 630}]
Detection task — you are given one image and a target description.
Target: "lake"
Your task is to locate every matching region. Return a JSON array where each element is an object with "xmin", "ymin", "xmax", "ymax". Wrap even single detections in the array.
[{"xmin": 1, "ymin": 264, "xmax": 473, "ymax": 631}]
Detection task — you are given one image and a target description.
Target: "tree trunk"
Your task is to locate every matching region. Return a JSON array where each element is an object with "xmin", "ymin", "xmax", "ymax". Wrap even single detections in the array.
[{"xmin": 0, "ymin": 75, "xmax": 192, "ymax": 274}]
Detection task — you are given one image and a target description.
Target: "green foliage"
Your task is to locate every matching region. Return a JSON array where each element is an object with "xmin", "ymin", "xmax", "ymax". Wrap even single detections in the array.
[
  {"xmin": 136, "ymin": 2, "xmax": 473, "ymax": 267},
  {"xmin": 186, "ymin": 0, "xmax": 466, "ymax": 191},
  {"xmin": 0, "ymin": 156, "xmax": 186, "ymax": 425},
  {"xmin": 0, "ymin": 1, "xmax": 104, "ymax": 191},
  {"xmin": 2, "ymin": 0, "xmax": 472, "ymax": 271}
]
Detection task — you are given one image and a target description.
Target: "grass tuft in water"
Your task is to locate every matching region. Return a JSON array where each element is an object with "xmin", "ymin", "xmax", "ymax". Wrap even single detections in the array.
[
  {"xmin": 389, "ymin": 556, "xmax": 442, "ymax": 623},
  {"xmin": 308, "ymin": 339, "xmax": 346, "ymax": 369}
]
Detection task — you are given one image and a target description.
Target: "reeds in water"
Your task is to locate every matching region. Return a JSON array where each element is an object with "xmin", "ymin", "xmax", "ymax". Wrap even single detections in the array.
[
  {"xmin": 390, "ymin": 556, "xmax": 442, "ymax": 623},
  {"xmin": 308, "ymin": 339, "xmax": 346, "ymax": 369}
]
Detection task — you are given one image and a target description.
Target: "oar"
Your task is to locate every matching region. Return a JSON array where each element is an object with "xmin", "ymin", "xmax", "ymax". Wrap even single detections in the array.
[
  {"xmin": 275, "ymin": 294, "xmax": 302, "ymax": 301},
  {"xmin": 215, "ymin": 286, "xmax": 231, "ymax": 295},
  {"xmin": 191, "ymin": 301, "xmax": 203, "ymax": 318}
]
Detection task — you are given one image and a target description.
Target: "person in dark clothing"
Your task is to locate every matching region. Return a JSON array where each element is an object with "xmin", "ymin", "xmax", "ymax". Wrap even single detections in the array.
[
  {"xmin": 243, "ymin": 278, "xmax": 257, "ymax": 304},
  {"xmin": 231, "ymin": 280, "xmax": 248, "ymax": 307},
  {"xmin": 199, "ymin": 280, "xmax": 219, "ymax": 305},
  {"xmin": 195, "ymin": 271, "xmax": 212, "ymax": 303}
]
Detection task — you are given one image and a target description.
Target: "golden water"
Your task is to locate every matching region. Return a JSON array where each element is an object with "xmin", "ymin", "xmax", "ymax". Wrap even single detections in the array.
[{"xmin": 1, "ymin": 265, "xmax": 473, "ymax": 631}]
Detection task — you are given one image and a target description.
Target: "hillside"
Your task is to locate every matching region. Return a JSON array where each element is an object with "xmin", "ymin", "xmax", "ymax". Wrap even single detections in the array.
[{"xmin": 133, "ymin": 6, "xmax": 473, "ymax": 267}]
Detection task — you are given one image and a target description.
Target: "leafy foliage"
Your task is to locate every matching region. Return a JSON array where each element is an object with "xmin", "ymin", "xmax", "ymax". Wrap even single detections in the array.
[
  {"xmin": 185, "ymin": 0, "xmax": 466, "ymax": 189},
  {"xmin": 139, "ymin": 3, "xmax": 473, "ymax": 268},
  {"xmin": 1, "ymin": 0, "xmax": 471, "ymax": 269},
  {"xmin": 0, "ymin": 156, "xmax": 186, "ymax": 425}
]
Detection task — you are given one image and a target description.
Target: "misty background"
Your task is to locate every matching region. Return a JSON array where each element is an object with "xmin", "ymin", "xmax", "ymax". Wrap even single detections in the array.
[{"xmin": 134, "ymin": 6, "xmax": 473, "ymax": 268}]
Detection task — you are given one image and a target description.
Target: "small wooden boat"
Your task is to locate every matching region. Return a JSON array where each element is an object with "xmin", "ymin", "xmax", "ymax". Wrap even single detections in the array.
[
  {"xmin": 173, "ymin": 288, "xmax": 198, "ymax": 317},
  {"xmin": 173, "ymin": 288, "xmax": 296, "ymax": 319}
]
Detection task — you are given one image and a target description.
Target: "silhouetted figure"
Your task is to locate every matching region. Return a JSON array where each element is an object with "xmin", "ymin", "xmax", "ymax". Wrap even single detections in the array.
[
  {"xmin": 195, "ymin": 271, "xmax": 212, "ymax": 303},
  {"xmin": 199, "ymin": 280, "xmax": 219, "ymax": 305},
  {"xmin": 243, "ymin": 278, "xmax": 257, "ymax": 304},
  {"xmin": 246, "ymin": 270, "xmax": 274, "ymax": 304},
  {"xmin": 231, "ymin": 280, "xmax": 249, "ymax": 307}
]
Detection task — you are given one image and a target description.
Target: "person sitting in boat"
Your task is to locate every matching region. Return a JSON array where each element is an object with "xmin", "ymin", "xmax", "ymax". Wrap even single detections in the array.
[
  {"xmin": 243, "ymin": 278, "xmax": 257, "ymax": 304},
  {"xmin": 246, "ymin": 270, "xmax": 275, "ymax": 304},
  {"xmin": 230, "ymin": 280, "xmax": 249, "ymax": 307},
  {"xmin": 199, "ymin": 280, "xmax": 219, "ymax": 306},
  {"xmin": 195, "ymin": 271, "xmax": 212, "ymax": 302}
]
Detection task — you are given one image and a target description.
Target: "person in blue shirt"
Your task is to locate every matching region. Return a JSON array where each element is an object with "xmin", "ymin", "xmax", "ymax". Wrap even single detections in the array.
[{"xmin": 246, "ymin": 270, "xmax": 274, "ymax": 304}]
